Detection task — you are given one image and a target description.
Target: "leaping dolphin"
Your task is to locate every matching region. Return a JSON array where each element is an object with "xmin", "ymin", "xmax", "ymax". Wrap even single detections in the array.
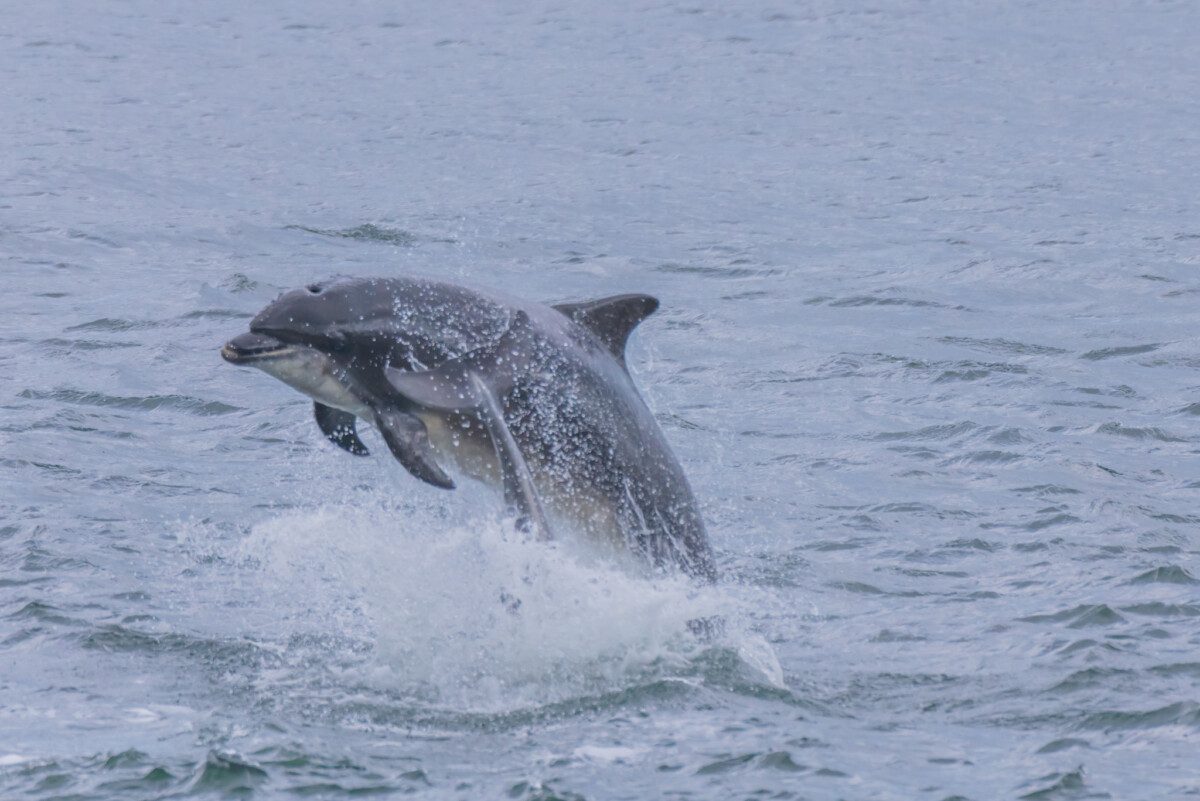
[{"xmin": 221, "ymin": 275, "xmax": 716, "ymax": 582}]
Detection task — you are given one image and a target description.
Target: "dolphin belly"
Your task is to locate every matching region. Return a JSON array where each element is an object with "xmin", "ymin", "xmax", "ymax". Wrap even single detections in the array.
[
  {"xmin": 420, "ymin": 409, "xmax": 627, "ymax": 549},
  {"xmin": 419, "ymin": 412, "xmax": 501, "ymax": 485}
]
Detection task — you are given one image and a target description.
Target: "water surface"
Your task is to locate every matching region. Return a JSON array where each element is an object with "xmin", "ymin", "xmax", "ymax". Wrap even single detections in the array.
[{"xmin": 2, "ymin": 1, "xmax": 1199, "ymax": 799}]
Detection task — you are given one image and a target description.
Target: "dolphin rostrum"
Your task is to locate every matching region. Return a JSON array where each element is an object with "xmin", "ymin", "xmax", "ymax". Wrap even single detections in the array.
[{"xmin": 221, "ymin": 275, "xmax": 716, "ymax": 582}]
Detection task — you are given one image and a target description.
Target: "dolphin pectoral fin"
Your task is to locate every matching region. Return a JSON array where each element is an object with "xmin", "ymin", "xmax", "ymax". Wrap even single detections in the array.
[
  {"xmin": 372, "ymin": 407, "xmax": 456, "ymax": 490},
  {"xmin": 466, "ymin": 372, "xmax": 552, "ymax": 542},
  {"xmin": 313, "ymin": 402, "xmax": 369, "ymax": 456},
  {"xmin": 553, "ymin": 294, "xmax": 658, "ymax": 365},
  {"xmin": 384, "ymin": 362, "xmax": 481, "ymax": 413},
  {"xmin": 383, "ymin": 310, "xmax": 534, "ymax": 413}
]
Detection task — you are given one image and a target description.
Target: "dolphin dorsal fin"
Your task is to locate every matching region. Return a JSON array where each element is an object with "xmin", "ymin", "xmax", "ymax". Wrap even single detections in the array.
[{"xmin": 553, "ymin": 294, "xmax": 658, "ymax": 365}]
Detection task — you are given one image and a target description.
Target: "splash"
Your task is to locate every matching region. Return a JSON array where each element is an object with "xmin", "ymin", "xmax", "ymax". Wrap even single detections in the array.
[{"xmin": 232, "ymin": 499, "xmax": 776, "ymax": 712}]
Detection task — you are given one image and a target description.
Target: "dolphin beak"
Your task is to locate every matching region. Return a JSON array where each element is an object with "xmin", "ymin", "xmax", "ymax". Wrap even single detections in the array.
[{"xmin": 221, "ymin": 332, "xmax": 292, "ymax": 364}]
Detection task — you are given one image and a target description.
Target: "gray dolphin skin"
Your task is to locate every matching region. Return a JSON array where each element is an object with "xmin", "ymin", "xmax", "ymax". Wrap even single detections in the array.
[{"xmin": 221, "ymin": 276, "xmax": 716, "ymax": 582}]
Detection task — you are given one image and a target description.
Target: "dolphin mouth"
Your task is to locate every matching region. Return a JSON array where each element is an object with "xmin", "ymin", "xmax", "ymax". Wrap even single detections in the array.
[{"xmin": 221, "ymin": 332, "xmax": 294, "ymax": 364}]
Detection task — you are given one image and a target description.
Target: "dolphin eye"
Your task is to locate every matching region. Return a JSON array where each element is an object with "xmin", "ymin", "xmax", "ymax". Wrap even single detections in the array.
[{"xmin": 306, "ymin": 284, "xmax": 321, "ymax": 294}]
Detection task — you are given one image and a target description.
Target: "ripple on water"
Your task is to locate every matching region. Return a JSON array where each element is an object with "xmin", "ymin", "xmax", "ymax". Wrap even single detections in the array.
[
  {"xmin": 811, "ymin": 294, "xmax": 963, "ymax": 310},
  {"xmin": 1079, "ymin": 343, "xmax": 1162, "ymax": 361},
  {"xmin": 96, "ymin": 768, "xmax": 177, "ymax": 797},
  {"xmin": 871, "ymin": 421, "xmax": 977, "ymax": 442},
  {"xmin": 826, "ymin": 580, "xmax": 924, "ymax": 598},
  {"xmin": 1019, "ymin": 605, "xmax": 1126, "ymax": 629},
  {"xmin": 799, "ymin": 537, "xmax": 876, "ymax": 552},
  {"xmin": 60, "ymin": 310, "xmax": 249, "ymax": 334},
  {"xmin": 936, "ymin": 336, "xmax": 1068, "ymax": 357},
  {"xmin": 695, "ymin": 752, "xmax": 758, "ymax": 775},
  {"xmin": 1120, "ymin": 602, "xmax": 1200, "ymax": 619},
  {"xmin": 17, "ymin": 389, "xmax": 239, "ymax": 416},
  {"xmin": 187, "ymin": 752, "xmax": 267, "ymax": 796},
  {"xmin": 936, "ymin": 537, "xmax": 1001, "ymax": 553},
  {"xmin": 986, "ymin": 427, "xmax": 1033, "ymax": 445},
  {"xmin": 38, "ymin": 338, "xmax": 141, "ymax": 352},
  {"xmin": 6, "ymin": 601, "xmax": 89, "ymax": 628},
  {"xmin": 933, "ymin": 361, "xmax": 1029, "ymax": 383},
  {"xmin": 64, "ymin": 317, "xmax": 167, "ymax": 332},
  {"xmin": 220, "ymin": 273, "xmax": 260, "ymax": 293},
  {"xmin": 654, "ymin": 262, "xmax": 782, "ymax": 280},
  {"xmin": 980, "ymin": 512, "xmax": 1079, "ymax": 533},
  {"xmin": 1018, "ymin": 769, "xmax": 1089, "ymax": 800},
  {"xmin": 177, "ymin": 309, "xmax": 253, "ymax": 321},
  {"xmin": 1095, "ymin": 422, "xmax": 1188, "ymax": 443},
  {"xmin": 506, "ymin": 779, "xmax": 587, "ymax": 800},
  {"xmin": 1011, "ymin": 485, "xmax": 1082, "ymax": 497},
  {"xmin": 1047, "ymin": 667, "xmax": 1135, "ymax": 694},
  {"xmin": 1035, "ymin": 738, "xmax": 1091, "ymax": 754},
  {"xmin": 78, "ymin": 624, "xmax": 281, "ymax": 673},
  {"xmin": 1133, "ymin": 562, "xmax": 1193, "ymax": 582},
  {"xmin": 1079, "ymin": 701, "xmax": 1200, "ymax": 733},
  {"xmin": 1053, "ymin": 639, "xmax": 1127, "ymax": 658},
  {"xmin": 1148, "ymin": 662, "xmax": 1200, "ymax": 678},
  {"xmin": 693, "ymin": 749, "xmax": 816, "ymax": 778},
  {"xmin": 943, "ymin": 450, "xmax": 1024, "ymax": 466},
  {"xmin": 284, "ymin": 223, "xmax": 419, "ymax": 246},
  {"xmin": 89, "ymin": 474, "xmax": 204, "ymax": 497}
]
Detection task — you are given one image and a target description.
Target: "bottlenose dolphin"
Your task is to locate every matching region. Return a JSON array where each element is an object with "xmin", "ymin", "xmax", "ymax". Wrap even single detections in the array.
[{"xmin": 221, "ymin": 275, "xmax": 716, "ymax": 582}]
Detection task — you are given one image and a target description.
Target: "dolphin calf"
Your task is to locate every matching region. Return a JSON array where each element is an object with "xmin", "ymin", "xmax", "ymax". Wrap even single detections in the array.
[{"xmin": 221, "ymin": 275, "xmax": 716, "ymax": 582}]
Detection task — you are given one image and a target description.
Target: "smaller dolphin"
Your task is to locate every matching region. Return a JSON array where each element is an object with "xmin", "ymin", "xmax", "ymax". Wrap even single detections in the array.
[{"xmin": 222, "ymin": 276, "xmax": 716, "ymax": 582}]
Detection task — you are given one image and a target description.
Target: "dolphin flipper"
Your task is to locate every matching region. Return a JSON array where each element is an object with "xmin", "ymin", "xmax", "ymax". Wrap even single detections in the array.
[
  {"xmin": 384, "ymin": 317, "xmax": 551, "ymax": 540},
  {"xmin": 383, "ymin": 311, "xmax": 534, "ymax": 413},
  {"xmin": 313, "ymin": 402, "xmax": 370, "ymax": 456},
  {"xmin": 553, "ymin": 294, "xmax": 658, "ymax": 366},
  {"xmin": 372, "ymin": 407, "xmax": 456, "ymax": 490}
]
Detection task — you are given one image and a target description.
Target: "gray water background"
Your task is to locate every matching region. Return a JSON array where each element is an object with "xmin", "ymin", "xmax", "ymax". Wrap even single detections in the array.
[{"xmin": 2, "ymin": 1, "xmax": 1199, "ymax": 798}]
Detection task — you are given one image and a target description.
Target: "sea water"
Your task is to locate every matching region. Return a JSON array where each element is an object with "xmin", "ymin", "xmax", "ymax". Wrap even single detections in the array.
[{"xmin": 2, "ymin": 1, "xmax": 1198, "ymax": 798}]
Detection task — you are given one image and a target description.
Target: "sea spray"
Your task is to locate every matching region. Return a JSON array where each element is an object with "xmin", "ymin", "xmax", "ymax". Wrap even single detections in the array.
[{"xmin": 233, "ymin": 499, "xmax": 778, "ymax": 712}]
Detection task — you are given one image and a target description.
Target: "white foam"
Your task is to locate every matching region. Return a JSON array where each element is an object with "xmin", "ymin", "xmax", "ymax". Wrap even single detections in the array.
[
  {"xmin": 226, "ymin": 495, "xmax": 782, "ymax": 711},
  {"xmin": 736, "ymin": 634, "xmax": 786, "ymax": 689},
  {"xmin": 573, "ymin": 745, "xmax": 644, "ymax": 764}
]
